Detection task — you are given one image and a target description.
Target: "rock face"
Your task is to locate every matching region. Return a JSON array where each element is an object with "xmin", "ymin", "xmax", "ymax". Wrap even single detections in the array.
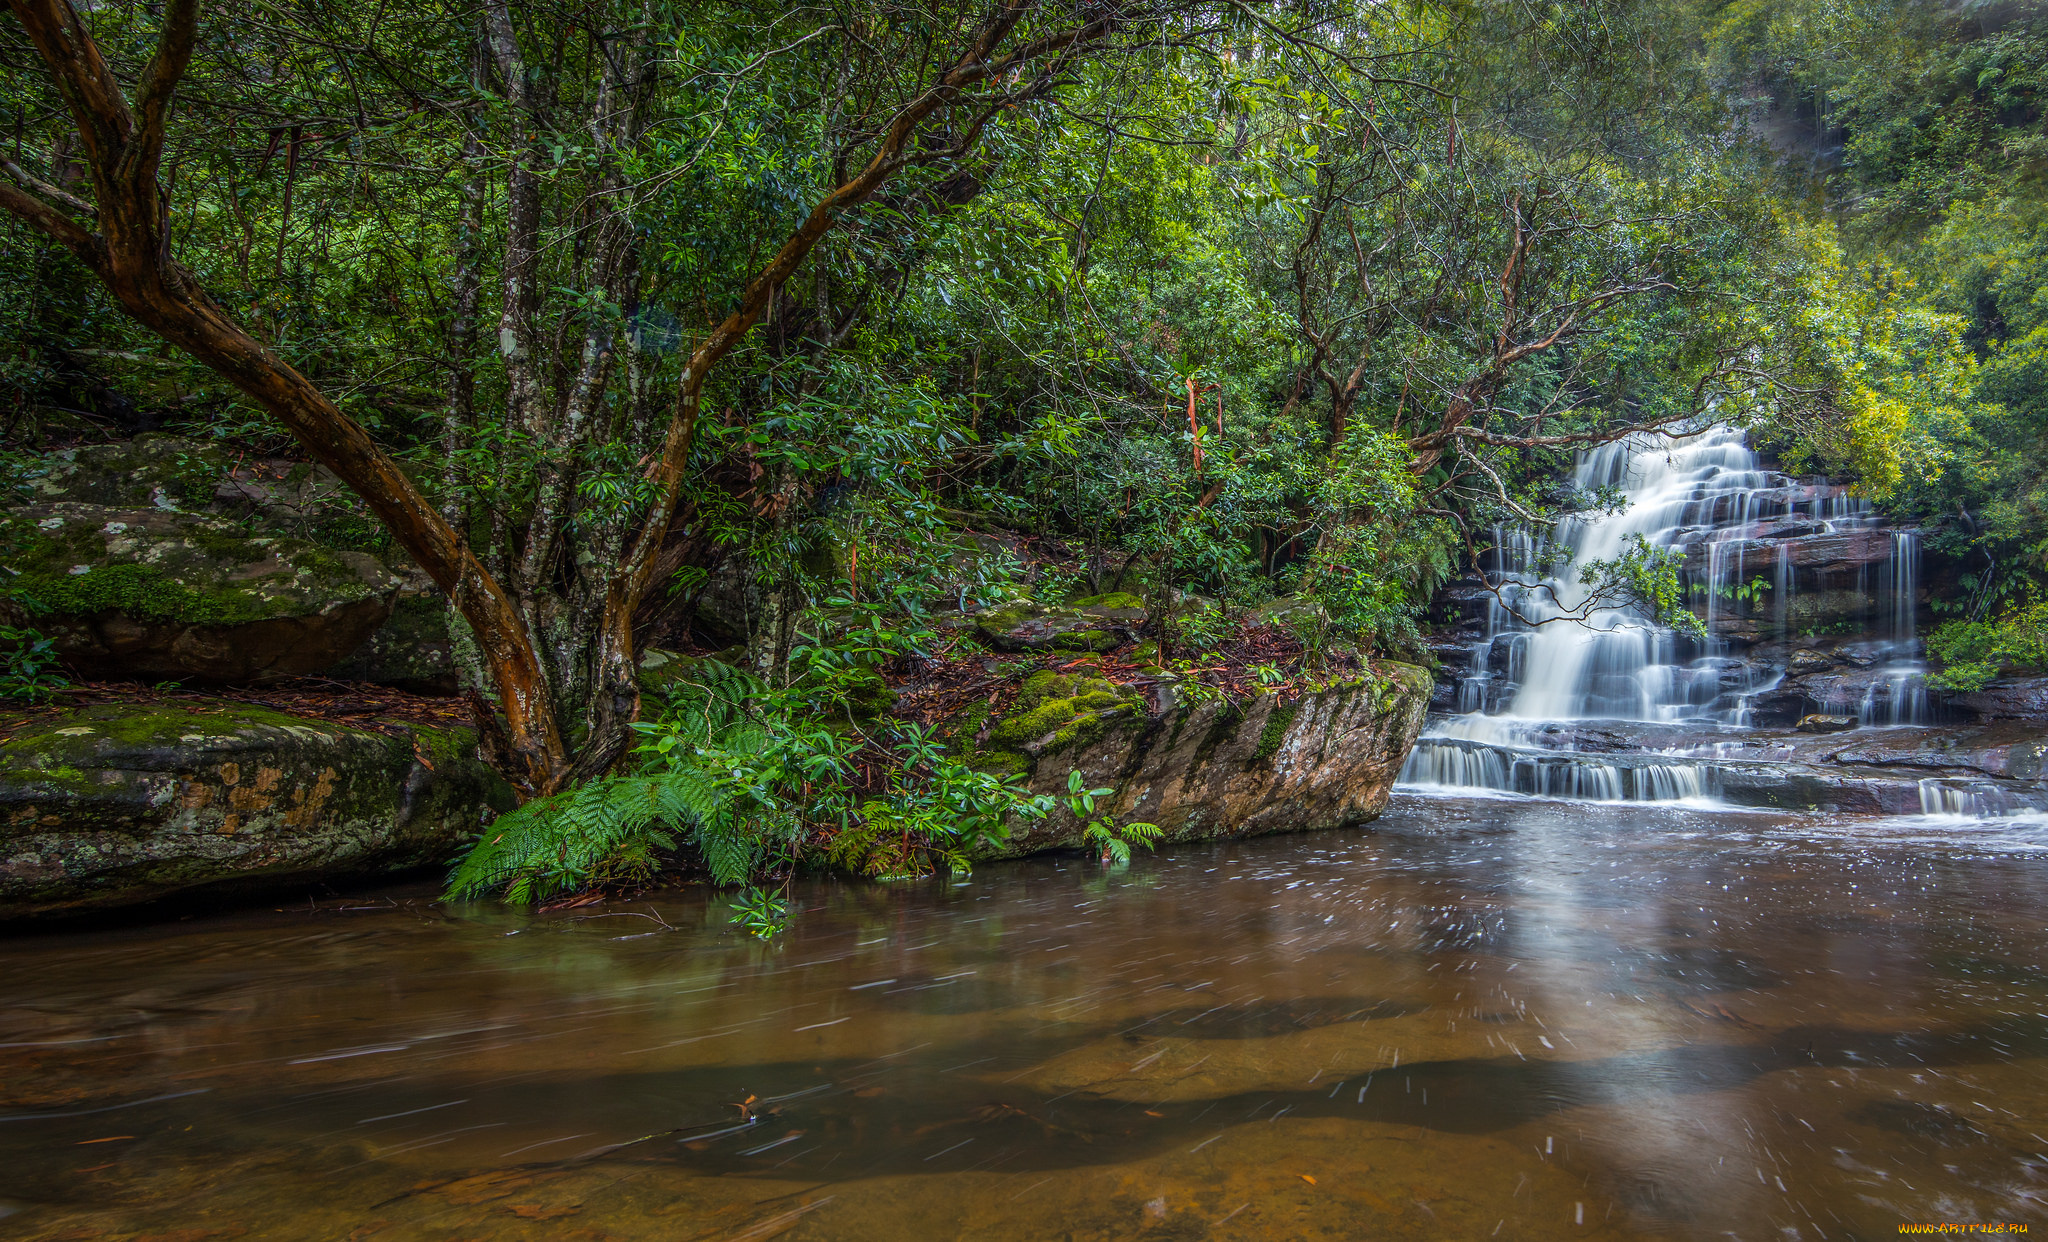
[
  {"xmin": 328, "ymin": 591, "xmax": 460, "ymax": 695},
  {"xmin": 23, "ymin": 434, "xmax": 229, "ymax": 510},
  {"xmin": 955, "ymin": 662, "xmax": 1432, "ymax": 856},
  {"xmin": 0, "ymin": 501, "xmax": 403, "ymax": 682},
  {"xmin": 0, "ymin": 701, "xmax": 511, "ymax": 920},
  {"xmin": 1948, "ymin": 676, "xmax": 2048, "ymax": 721}
]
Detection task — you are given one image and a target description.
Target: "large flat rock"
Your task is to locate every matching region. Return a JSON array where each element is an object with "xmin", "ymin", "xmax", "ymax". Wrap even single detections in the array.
[
  {"xmin": 0, "ymin": 701, "xmax": 511, "ymax": 920},
  {"xmin": 961, "ymin": 662, "xmax": 1432, "ymax": 856},
  {"xmin": 0, "ymin": 502, "xmax": 401, "ymax": 682}
]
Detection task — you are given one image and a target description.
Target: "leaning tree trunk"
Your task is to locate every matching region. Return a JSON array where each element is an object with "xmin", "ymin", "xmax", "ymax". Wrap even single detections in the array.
[
  {"xmin": 1, "ymin": 0, "xmax": 1131, "ymax": 794},
  {"xmin": 0, "ymin": 0, "xmax": 574, "ymax": 793}
]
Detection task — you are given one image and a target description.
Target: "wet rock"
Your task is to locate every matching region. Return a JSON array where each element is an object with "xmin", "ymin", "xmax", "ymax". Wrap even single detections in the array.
[
  {"xmin": 0, "ymin": 701, "xmax": 512, "ymax": 919},
  {"xmin": 1784, "ymin": 528, "xmax": 1894, "ymax": 571},
  {"xmin": 958, "ymin": 662, "xmax": 1432, "ymax": 855},
  {"xmin": 1946, "ymin": 676, "xmax": 2048, "ymax": 721},
  {"xmin": 1713, "ymin": 763, "xmax": 1905, "ymax": 815},
  {"xmin": 1787, "ymin": 648, "xmax": 1835, "ymax": 676},
  {"xmin": 1431, "ymin": 581, "xmax": 1498, "ymax": 627},
  {"xmin": 1797, "ymin": 713, "xmax": 1858, "ymax": 733},
  {"xmin": 0, "ymin": 502, "xmax": 402, "ymax": 683}
]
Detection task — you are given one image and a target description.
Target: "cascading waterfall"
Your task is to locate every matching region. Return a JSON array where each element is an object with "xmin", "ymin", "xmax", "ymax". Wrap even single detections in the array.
[
  {"xmin": 1858, "ymin": 531, "xmax": 1930, "ymax": 726},
  {"xmin": 1399, "ymin": 426, "xmax": 1929, "ymax": 803}
]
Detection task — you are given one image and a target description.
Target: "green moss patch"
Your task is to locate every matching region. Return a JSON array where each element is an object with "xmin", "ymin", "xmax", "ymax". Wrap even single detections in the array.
[
  {"xmin": 10, "ymin": 562, "xmax": 289, "ymax": 625},
  {"xmin": 951, "ymin": 669, "xmax": 1141, "ymax": 775},
  {"xmin": 987, "ymin": 670, "xmax": 1135, "ymax": 751},
  {"xmin": 1071, "ymin": 592, "xmax": 1144, "ymax": 611},
  {"xmin": 1255, "ymin": 703, "xmax": 1299, "ymax": 761},
  {"xmin": 0, "ymin": 505, "xmax": 393, "ymax": 631},
  {"xmin": 1050, "ymin": 628, "xmax": 1116, "ymax": 652}
]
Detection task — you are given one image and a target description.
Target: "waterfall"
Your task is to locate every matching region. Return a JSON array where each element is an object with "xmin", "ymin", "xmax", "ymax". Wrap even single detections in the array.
[
  {"xmin": 1859, "ymin": 531, "xmax": 1929, "ymax": 726},
  {"xmin": 1400, "ymin": 426, "xmax": 1928, "ymax": 803},
  {"xmin": 1917, "ymin": 777, "xmax": 2048, "ymax": 819}
]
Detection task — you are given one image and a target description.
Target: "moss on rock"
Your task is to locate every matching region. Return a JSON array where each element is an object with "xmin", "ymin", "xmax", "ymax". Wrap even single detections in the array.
[
  {"xmin": 988, "ymin": 670, "xmax": 1134, "ymax": 750},
  {"xmin": 1070, "ymin": 592, "xmax": 1145, "ymax": 611},
  {"xmin": 0, "ymin": 700, "xmax": 511, "ymax": 919},
  {"xmin": 950, "ymin": 669, "xmax": 1141, "ymax": 776},
  {"xmin": 10, "ymin": 561, "xmax": 289, "ymax": 626},
  {"xmin": 975, "ymin": 597, "xmax": 1140, "ymax": 652},
  {"xmin": 971, "ymin": 660, "xmax": 1433, "ymax": 861},
  {"xmin": 26, "ymin": 435, "xmax": 229, "ymax": 511},
  {"xmin": 1255, "ymin": 702, "xmax": 1299, "ymax": 761},
  {"xmin": 0, "ymin": 502, "xmax": 401, "ymax": 683}
]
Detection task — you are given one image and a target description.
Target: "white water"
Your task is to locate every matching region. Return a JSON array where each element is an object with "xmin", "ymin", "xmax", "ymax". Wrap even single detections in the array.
[{"xmin": 1400, "ymin": 426, "xmax": 1929, "ymax": 802}]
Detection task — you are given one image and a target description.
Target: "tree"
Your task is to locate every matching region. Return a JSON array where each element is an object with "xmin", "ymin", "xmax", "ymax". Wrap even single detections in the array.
[{"xmin": 0, "ymin": 0, "xmax": 1277, "ymax": 795}]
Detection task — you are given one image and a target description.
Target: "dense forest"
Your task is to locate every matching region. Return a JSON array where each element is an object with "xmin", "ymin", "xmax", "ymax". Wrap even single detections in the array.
[{"xmin": 1, "ymin": 0, "xmax": 2042, "ymax": 916}]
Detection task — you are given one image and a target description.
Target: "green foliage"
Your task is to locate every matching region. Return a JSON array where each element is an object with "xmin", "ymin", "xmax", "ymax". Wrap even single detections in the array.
[
  {"xmin": 830, "ymin": 722, "xmax": 1057, "ymax": 879},
  {"xmin": 1582, "ymin": 535, "xmax": 1707, "ymax": 640},
  {"xmin": 1715, "ymin": 576, "xmax": 1775, "ymax": 607},
  {"xmin": 1067, "ymin": 772, "xmax": 1160, "ymax": 867},
  {"xmin": 1927, "ymin": 600, "xmax": 2048, "ymax": 692},
  {"xmin": 0, "ymin": 625, "xmax": 68, "ymax": 702},
  {"xmin": 729, "ymin": 886, "xmax": 791, "ymax": 940},
  {"xmin": 447, "ymin": 658, "xmax": 823, "ymax": 903},
  {"xmin": 1170, "ymin": 600, "xmax": 1233, "ymax": 655},
  {"xmin": 443, "ymin": 771, "xmax": 699, "ymax": 905}
]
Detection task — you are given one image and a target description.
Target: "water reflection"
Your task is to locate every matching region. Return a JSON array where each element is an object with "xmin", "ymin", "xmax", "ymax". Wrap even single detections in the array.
[{"xmin": 3, "ymin": 795, "xmax": 2047, "ymax": 1239}]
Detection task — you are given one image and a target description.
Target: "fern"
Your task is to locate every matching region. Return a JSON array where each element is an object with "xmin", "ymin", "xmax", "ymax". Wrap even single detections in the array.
[
  {"xmin": 445, "ymin": 771, "xmax": 715, "ymax": 903},
  {"xmin": 445, "ymin": 658, "xmax": 802, "ymax": 903}
]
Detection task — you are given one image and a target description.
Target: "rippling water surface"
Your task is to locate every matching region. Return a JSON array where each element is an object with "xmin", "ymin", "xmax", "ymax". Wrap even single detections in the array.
[{"xmin": 4, "ymin": 795, "xmax": 2047, "ymax": 1239}]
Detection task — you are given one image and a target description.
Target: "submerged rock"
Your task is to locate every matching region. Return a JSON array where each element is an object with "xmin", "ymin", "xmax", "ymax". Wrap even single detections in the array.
[
  {"xmin": 956, "ymin": 662, "xmax": 1432, "ymax": 855},
  {"xmin": 0, "ymin": 701, "xmax": 510, "ymax": 920}
]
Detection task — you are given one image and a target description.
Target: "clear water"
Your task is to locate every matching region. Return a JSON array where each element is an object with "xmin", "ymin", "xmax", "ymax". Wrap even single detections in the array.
[{"xmin": 4, "ymin": 796, "xmax": 2046, "ymax": 1239}]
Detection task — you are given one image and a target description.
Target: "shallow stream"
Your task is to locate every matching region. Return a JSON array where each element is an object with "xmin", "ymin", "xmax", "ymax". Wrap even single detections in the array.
[{"xmin": 4, "ymin": 796, "xmax": 2046, "ymax": 1239}]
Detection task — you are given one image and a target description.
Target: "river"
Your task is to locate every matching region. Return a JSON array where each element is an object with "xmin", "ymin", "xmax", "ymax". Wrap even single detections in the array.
[{"xmin": 3, "ymin": 794, "xmax": 2045, "ymax": 1239}]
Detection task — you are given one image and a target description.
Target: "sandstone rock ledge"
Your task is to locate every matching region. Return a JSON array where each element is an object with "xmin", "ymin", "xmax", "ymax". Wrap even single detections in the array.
[
  {"xmin": 957, "ymin": 661, "xmax": 1432, "ymax": 858},
  {"xmin": 0, "ymin": 702, "xmax": 512, "ymax": 920}
]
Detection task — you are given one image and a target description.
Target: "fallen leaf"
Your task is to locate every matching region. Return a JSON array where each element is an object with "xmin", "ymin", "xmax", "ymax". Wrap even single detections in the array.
[
  {"xmin": 77, "ymin": 1135, "xmax": 134, "ymax": 1144},
  {"xmin": 1299, "ymin": 1174, "xmax": 1317, "ymax": 1185}
]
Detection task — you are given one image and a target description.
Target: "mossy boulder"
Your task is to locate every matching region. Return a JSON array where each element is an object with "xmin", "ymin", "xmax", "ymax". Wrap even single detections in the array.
[
  {"xmin": 0, "ymin": 502, "xmax": 402, "ymax": 683},
  {"xmin": 982, "ymin": 669, "xmax": 1141, "ymax": 754},
  {"xmin": 0, "ymin": 700, "xmax": 513, "ymax": 919},
  {"xmin": 211, "ymin": 456, "xmax": 377, "ymax": 545},
  {"xmin": 21, "ymin": 434, "xmax": 229, "ymax": 511},
  {"xmin": 974, "ymin": 596, "xmax": 1140, "ymax": 653},
  {"xmin": 329, "ymin": 591, "xmax": 458, "ymax": 695},
  {"xmin": 1250, "ymin": 595, "xmax": 1329, "ymax": 639},
  {"xmin": 1069, "ymin": 592, "xmax": 1145, "ymax": 612},
  {"xmin": 959, "ymin": 660, "xmax": 1433, "ymax": 857}
]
